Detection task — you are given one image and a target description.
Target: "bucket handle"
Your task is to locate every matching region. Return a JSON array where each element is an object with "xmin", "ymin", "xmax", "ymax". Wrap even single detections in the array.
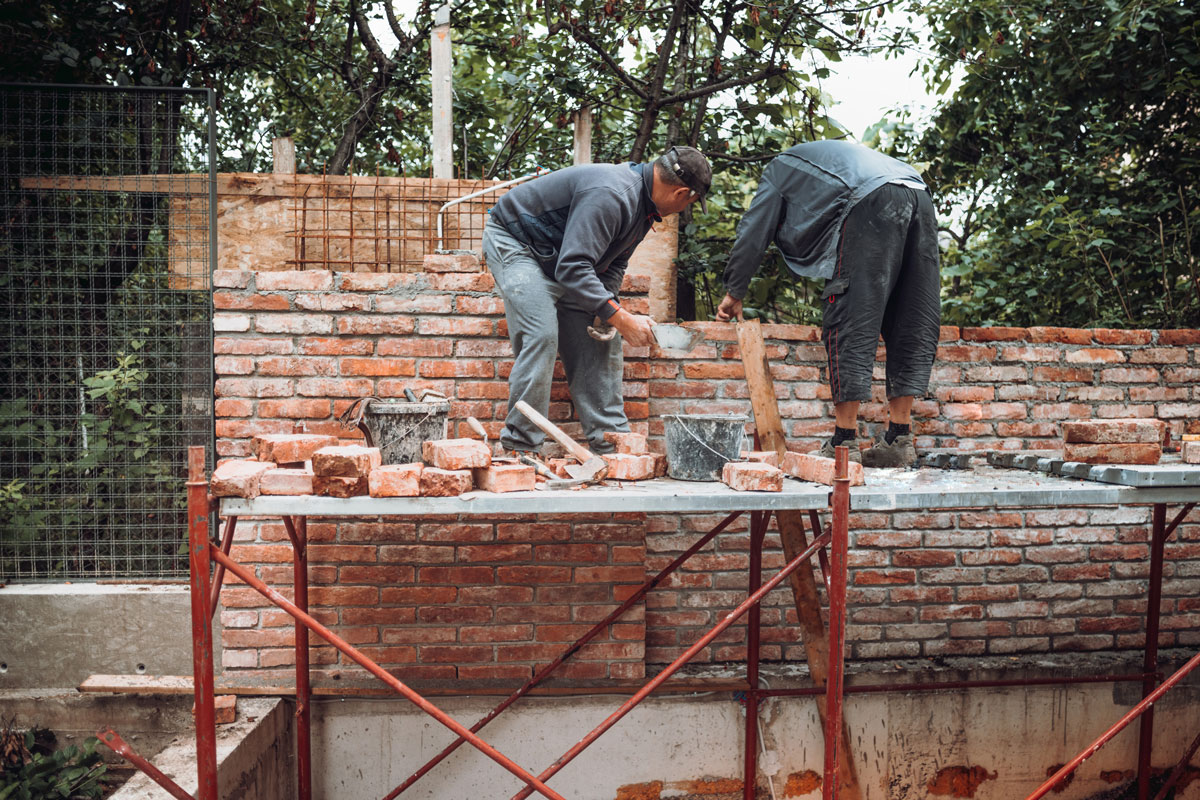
[{"xmin": 667, "ymin": 414, "xmax": 745, "ymax": 463}]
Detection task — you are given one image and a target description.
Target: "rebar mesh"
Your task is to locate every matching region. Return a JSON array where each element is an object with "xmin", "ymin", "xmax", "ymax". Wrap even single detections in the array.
[{"xmin": 0, "ymin": 85, "xmax": 214, "ymax": 581}]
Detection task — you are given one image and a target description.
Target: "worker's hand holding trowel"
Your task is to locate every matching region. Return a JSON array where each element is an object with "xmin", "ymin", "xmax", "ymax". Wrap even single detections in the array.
[{"xmin": 608, "ymin": 307, "xmax": 657, "ymax": 347}]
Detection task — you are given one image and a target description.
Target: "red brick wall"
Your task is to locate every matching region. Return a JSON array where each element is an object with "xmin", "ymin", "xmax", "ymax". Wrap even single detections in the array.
[{"xmin": 213, "ymin": 266, "xmax": 1200, "ymax": 676}]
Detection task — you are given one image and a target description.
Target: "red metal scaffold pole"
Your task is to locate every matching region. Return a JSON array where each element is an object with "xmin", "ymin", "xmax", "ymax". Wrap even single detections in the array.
[
  {"xmin": 823, "ymin": 446, "xmax": 851, "ymax": 800},
  {"xmin": 186, "ymin": 447, "xmax": 218, "ymax": 800}
]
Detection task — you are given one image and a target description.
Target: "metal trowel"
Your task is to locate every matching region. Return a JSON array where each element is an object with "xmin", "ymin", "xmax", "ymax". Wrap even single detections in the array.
[{"xmin": 651, "ymin": 323, "xmax": 704, "ymax": 355}]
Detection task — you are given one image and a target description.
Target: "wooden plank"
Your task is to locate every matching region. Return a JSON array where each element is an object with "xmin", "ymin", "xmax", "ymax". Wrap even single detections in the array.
[
  {"xmin": 431, "ymin": 4, "xmax": 454, "ymax": 179},
  {"xmin": 736, "ymin": 318, "xmax": 864, "ymax": 800},
  {"xmin": 19, "ymin": 173, "xmax": 503, "ymax": 199},
  {"xmin": 272, "ymin": 137, "xmax": 296, "ymax": 176},
  {"xmin": 80, "ymin": 673, "xmax": 748, "ymax": 698},
  {"xmin": 573, "ymin": 106, "xmax": 593, "ymax": 166}
]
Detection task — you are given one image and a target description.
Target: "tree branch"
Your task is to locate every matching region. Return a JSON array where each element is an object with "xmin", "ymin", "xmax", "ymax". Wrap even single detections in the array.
[{"xmin": 661, "ymin": 63, "xmax": 787, "ymax": 105}]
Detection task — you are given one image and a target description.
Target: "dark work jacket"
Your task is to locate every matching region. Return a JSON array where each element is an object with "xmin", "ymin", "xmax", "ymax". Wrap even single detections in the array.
[
  {"xmin": 489, "ymin": 163, "xmax": 661, "ymax": 320},
  {"xmin": 723, "ymin": 140, "xmax": 926, "ymax": 298}
]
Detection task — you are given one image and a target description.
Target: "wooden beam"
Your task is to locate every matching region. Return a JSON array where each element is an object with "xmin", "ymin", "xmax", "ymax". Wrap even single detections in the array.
[
  {"xmin": 272, "ymin": 137, "xmax": 296, "ymax": 176},
  {"xmin": 736, "ymin": 318, "xmax": 864, "ymax": 800},
  {"xmin": 431, "ymin": 3, "xmax": 454, "ymax": 179},
  {"xmin": 19, "ymin": 173, "xmax": 502, "ymax": 198},
  {"xmin": 572, "ymin": 106, "xmax": 593, "ymax": 166}
]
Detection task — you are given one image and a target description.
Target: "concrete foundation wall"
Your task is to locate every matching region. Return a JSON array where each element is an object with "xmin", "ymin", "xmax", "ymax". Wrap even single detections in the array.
[
  {"xmin": 0, "ymin": 583, "xmax": 220, "ymax": 690},
  {"xmin": 311, "ymin": 674, "xmax": 1200, "ymax": 800}
]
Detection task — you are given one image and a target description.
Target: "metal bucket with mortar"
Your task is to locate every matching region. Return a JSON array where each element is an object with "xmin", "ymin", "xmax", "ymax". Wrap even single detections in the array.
[
  {"xmin": 663, "ymin": 414, "xmax": 747, "ymax": 481},
  {"xmin": 341, "ymin": 396, "xmax": 450, "ymax": 465}
]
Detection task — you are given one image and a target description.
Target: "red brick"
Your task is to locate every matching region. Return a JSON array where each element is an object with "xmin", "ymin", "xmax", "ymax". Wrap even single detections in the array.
[
  {"xmin": 260, "ymin": 468, "xmax": 314, "ymax": 496},
  {"xmin": 314, "ymin": 475, "xmax": 369, "ymax": 497},
  {"xmin": 255, "ymin": 433, "xmax": 338, "ymax": 464},
  {"xmin": 419, "ymin": 468, "xmax": 474, "ymax": 496},
  {"xmin": 998, "ymin": 346, "xmax": 1061, "ymax": 362},
  {"xmin": 313, "ymin": 445, "xmax": 382, "ymax": 477},
  {"xmin": 419, "ymin": 317, "xmax": 493, "ymax": 336},
  {"xmin": 1062, "ymin": 442, "xmax": 1161, "ymax": 465},
  {"xmin": 420, "ymin": 359, "xmax": 495, "ymax": 378},
  {"xmin": 215, "ymin": 337, "xmax": 292, "ymax": 355},
  {"xmin": 782, "ymin": 452, "xmax": 864, "ymax": 486},
  {"xmin": 423, "ymin": 251, "xmax": 482, "ymax": 272},
  {"xmin": 1028, "ymin": 327, "xmax": 1093, "ymax": 344},
  {"xmin": 1092, "ymin": 329, "xmax": 1152, "ymax": 345},
  {"xmin": 1062, "ymin": 419, "xmax": 1166, "ymax": 444},
  {"xmin": 295, "ymin": 292, "xmax": 371, "ymax": 312},
  {"xmin": 603, "ymin": 453, "xmax": 655, "ymax": 481},
  {"xmin": 369, "ymin": 463, "xmax": 423, "ymax": 497},
  {"xmin": 741, "ymin": 450, "xmax": 782, "ymax": 468},
  {"xmin": 854, "ymin": 570, "xmax": 916, "ymax": 586},
  {"xmin": 473, "ymin": 463, "xmax": 536, "ymax": 493},
  {"xmin": 1100, "ymin": 367, "xmax": 1161, "ymax": 383},
  {"xmin": 892, "ymin": 550, "xmax": 957, "ymax": 567},
  {"xmin": 1158, "ymin": 330, "xmax": 1200, "ymax": 345},
  {"xmin": 337, "ymin": 316, "xmax": 416, "ymax": 335},
  {"xmin": 429, "ymin": 273, "xmax": 495, "ymax": 292},
  {"xmin": 1183, "ymin": 441, "xmax": 1200, "ymax": 465},
  {"xmin": 257, "ymin": 399, "xmax": 332, "ymax": 419},
  {"xmin": 936, "ymin": 345, "xmax": 996, "ymax": 361},
  {"xmin": 1033, "ymin": 366, "xmax": 1094, "ymax": 383},
  {"xmin": 375, "ymin": 295, "xmax": 453, "ymax": 314},
  {"xmin": 683, "ymin": 363, "xmax": 745, "ymax": 379},
  {"xmin": 603, "ymin": 431, "xmax": 648, "ymax": 454},
  {"xmin": 212, "ymin": 460, "xmax": 274, "ymax": 499},
  {"xmin": 340, "ymin": 358, "xmax": 417, "ymax": 377},
  {"xmin": 722, "ymin": 461, "xmax": 783, "ymax": 492},
  {"xmin": 423, "ymin": 438, "xmax": 491, "ymax": 470},
  {"xmin": 961, "ymin": 326, "xmax": 1029, "ymax": 341}
]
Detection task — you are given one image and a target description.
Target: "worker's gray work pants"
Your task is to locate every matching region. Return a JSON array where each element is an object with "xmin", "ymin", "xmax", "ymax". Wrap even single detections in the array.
[{"xmin": 481, "ymin": 216, "xmax": 627, "ymax": 454}]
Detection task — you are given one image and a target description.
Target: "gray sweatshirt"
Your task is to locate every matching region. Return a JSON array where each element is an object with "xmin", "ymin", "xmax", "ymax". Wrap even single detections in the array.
[
  {"xmin": 489, "ymin": 162, "xmax": 661, "ymax": 320},
  {"xmin": 723, "ymin": 140, "xmax": 926, "ymax": 298}
]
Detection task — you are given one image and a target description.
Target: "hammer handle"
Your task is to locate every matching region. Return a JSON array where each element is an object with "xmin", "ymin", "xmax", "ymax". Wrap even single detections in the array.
[{"xmin": 513, "ymin": 400, "xmax": 595, "ymax": 463}]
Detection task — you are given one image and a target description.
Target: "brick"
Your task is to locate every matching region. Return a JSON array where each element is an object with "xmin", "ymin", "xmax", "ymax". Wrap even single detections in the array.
[
  {"xmin": 1062, "ymin": 419, "xmax": 1166, "ymax": 444},
  {"xmin": 214, "ymin": 694, "xmax": 237, "ymax": 724},
  {"xmin": 961, "ymin": 326, "xmax": 1028, "ymax": 341},
  {"xmin": 256, "ymin": 270, "xmax": 332, "ymax": 291},
  {"xmin": 314, "ymin": 475, "xmax": 369, "ymax": 498},
  {"xmin": 1183, "ymin": 441, "xmax": 1200, "ymax": 465},
  {"xmin": 260, "ymin": 468, "xmax": 314, "ymax": 496},
  {"xmin": 1033, "ymin": 366, "xmax": 1093, "ymax": 383},
  {"xmin": 782, "ymin": 452, "xmax": 864, "ymax": 486},
  {"xmin": 473, "ymin": 463, "xmax": 536, "ymax": 493},
  {"xmin": 741, "ymin": 450, "xmax": 781, "ymax": 468},
  {"xmin": 722, "ymin": 461, "xmax": 783, "ymax": 492},
  {"xmin": 211, "ymin": 460, "xmax": 275, "ymax": 499},
  {"xmin": 1158, "ymin": 330, "xmax": 1200, "ymax": 345},
  {"xmin": 1065, "ymin": 348, "xmax": 1125, "ymax": 364},
  {"xmin": 369, "ymin": 463, "xmax": 423, "ymax": 497},
  {"xmin": 423, "ymin": 438, "xmax": 491, "ymax": 470},
  {"xmin": 603, "ymin": 453, "xmax": 656, "ymax": 480},
  {"xmin": 419, "ymin": 467, "xmax": 474, "ymax": 496},
  {"xmin": 258, "ymin": 399, "xmax": 332, "ymax": 419},
  {"xmin": 603, "ymin": 431, "xmax": 648, "ymax": 454},
  {"xmin": 254, "ymin": 433, "xmax": 339, "ymax": 464},
  {"xmin": 423, "ymin": 251, "xmax": 482, "ymax": 272},
  {"xmin": 313, "ymin": 445, "xmax": 383, "ymax": 477},
  {"xmin": 1062, "ymin": 442, "xmax": 1161, "ymax": 465},
  {"xmin": 1028, "ymin": 327, "xmax": 1093, "ymax": 344}
]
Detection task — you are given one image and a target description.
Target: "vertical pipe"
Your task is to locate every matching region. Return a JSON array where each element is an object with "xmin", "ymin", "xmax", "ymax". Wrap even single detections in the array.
[
  {"xmin": 292, "ymin": 516, "xmax": 312, "ymax": 800},
  {"xmin": 744, "ymin": 511, "xmax": 765, "ymax": 800},
  {"xmin": 186, "ymin": 447, "xmax": 218, "ymax": 800},
  {"xmin": 1137, "ymin": 503, "xmax": 1167, "ymax": 800},
  {"xmin": 823, "ymin": 447, "xmax": 850, "ymax": 800}
]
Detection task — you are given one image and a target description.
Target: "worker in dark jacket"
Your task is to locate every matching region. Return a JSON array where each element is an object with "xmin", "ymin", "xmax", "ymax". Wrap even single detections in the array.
[
  {"xmin": 715, "ymin": 140, "xmax": 940, "ymax": 467},
  {"xmin": 484, "ymin": 146, "xmax": 712, "ymax": 457}
]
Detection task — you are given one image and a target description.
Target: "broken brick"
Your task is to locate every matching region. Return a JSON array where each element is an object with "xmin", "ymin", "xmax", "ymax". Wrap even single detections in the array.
[
  {"xmin": 1062, "ymin": 442, "xmax": 1162, "ymax": 465},
  {"xmin": 722, "ymin": 461, "xmax": 783, "ymax": 492},
  {"xmin": 422, "ymin": 438, "xmax": 491, "ymax": 470},
  {"xmin": 1182, "ymin": 441, "xmax": 1200, "ymax": 464},
  {"xmin": 603, "ymin": 431, "xmax": 648, "ymax": 455},
  {"xmin": 419, "ymin": 467, "xmax": 474, "ymax": 496},
  {"xmin": 473, "ymin": 463, "xmax": 536, "ymax": 493},
  {"xmin": 782, "ymin": 452, "xmax": 865, "ymax": 486},
  {"xmin": 548, "ymin": 457, "xmax": 574, "ymax": 478},
  {"xmin": 1062, "ymin": 418, "xmax": 1166, "ymax": 444},
  {"xmin": 211, "ymin": 459, "xmax": 275, "ymax": 499},
  {"xmin": 603, "ymin": 453, "xmax": 656, "ymax": 481},
  {"xmin": 652, "ymin": 452, "xmax": 668, "ymax": 478},
  {"xmin": 214, "ymin": 694, "xmax": 236, "ymax": 724},
  {"xmin": 253, "ymin": 433, "xmax": 338, "ymax": 465},
  {"xmin": 314, "ymin": 475, "xmax": 369, "ymax": 498},
  {"xmin": 368, "ymin": 463, "xmax": 423, "ymax": 497},
  {"xmin": 741, "ymin": 450, "xmax": 782, "ymax": 468},
  {"xmin": 260, "ymin": 468, "xmax": 314, "ymax": 496},
  {"xmin": 312, "ymin": 445, "xmax": 382, "ymax": 478}
]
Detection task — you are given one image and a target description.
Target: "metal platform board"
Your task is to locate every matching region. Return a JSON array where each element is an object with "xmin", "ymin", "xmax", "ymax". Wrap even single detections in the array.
[{"xmin": 221, "ymin": 466, "xmax": 1200, "ymax": 517}]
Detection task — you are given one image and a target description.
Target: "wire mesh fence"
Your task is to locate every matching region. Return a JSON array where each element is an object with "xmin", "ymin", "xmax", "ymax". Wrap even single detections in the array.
[{"xmin": 0, "ymin": 85, "xmax": 214, "ymax": 581}]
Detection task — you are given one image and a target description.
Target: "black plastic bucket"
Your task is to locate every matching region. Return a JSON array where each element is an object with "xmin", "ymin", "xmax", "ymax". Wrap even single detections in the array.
[{"xmin": 663, "ymin": 414, "xmax": 747, "ymax": 481}]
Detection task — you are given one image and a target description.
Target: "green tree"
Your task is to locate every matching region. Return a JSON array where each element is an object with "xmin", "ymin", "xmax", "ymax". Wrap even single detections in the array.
[{"xmin": 901, "ymin": 0, "xmax": 1200, "ymax": 328}]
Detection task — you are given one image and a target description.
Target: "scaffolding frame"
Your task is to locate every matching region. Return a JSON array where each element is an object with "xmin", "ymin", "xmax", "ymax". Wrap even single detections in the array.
[{"xmin": 102, "ymin": 447, "xmax": 1199, "ymax": 800}]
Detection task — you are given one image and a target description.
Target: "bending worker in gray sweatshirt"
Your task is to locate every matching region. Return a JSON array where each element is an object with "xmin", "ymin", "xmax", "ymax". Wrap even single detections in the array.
[
  {"xmin": 715, "ymin": 140, "xmax": 941, "ymax": 468},
  {"xmin": 485, "ymin": 146, "xmax": 712, "ymax": 456}
]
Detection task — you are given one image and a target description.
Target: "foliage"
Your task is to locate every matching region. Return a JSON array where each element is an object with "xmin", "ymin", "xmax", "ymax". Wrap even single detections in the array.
[
  {"xmin": 898, "ymin": 0, "xmax": 1200, "ymax": 328},
  {"xmin": 0, "ymin": 726, "xmax": 108, "ymax": 800}
]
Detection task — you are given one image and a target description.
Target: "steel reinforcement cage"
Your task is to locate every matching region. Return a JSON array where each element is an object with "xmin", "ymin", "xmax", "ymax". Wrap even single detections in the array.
[{"xmin": 0, "ymin": 84, "xmax": 216, "ymax": 581}]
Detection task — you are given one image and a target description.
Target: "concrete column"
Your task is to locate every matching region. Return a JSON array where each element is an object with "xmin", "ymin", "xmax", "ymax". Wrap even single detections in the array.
[{"xmin": 431, "ymin": 4, "xmax": 453, "ymax": 179}]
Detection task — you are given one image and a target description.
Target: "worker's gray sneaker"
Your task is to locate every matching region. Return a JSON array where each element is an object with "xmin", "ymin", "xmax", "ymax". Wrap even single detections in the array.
[
  {"xmin": 861, "ymin": 433, "xmax": 918, "ymax": 468},
  {"xmin": 817, "ymin": 437, "xmax": 862, "ymax": 464}
]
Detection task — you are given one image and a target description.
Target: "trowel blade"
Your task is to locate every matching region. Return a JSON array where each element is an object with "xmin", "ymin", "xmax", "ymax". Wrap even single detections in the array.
[{"xmin": 652, "ymin": 323, "xmax": 704, "ymax": 354}]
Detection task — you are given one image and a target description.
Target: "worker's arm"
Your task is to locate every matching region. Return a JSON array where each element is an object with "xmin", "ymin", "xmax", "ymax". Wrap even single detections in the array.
[{"xmin": 719, "ymin": 169, "xmax": 785, "ymax": 316}]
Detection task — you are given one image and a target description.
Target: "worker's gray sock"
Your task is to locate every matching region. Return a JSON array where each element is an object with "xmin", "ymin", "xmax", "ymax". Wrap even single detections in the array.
[
  {"xmin": 885, "ymin": 422, "xmax": 910, "ymax": 444},
  {"xmin": 831, "ymin": 426, "xmax": 857, "ymax": 446}
]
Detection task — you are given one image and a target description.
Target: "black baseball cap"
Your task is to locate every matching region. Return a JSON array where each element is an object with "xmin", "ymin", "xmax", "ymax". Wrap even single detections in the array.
[{"xmin": 659, "ymin": 146, "xmax": 712, "ymax": 213}]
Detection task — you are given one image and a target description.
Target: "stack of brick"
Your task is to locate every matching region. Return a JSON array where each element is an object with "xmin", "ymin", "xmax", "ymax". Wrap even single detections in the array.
[
  {"xmin": 601, "ymin": 431, "xmax": 658, "ymax": 481},
  {"xmin": 1061, "ymin": 419, "xmax": 1166, "ymax": 465},
  {"xmin": 313, "ymin": 445, "xmax": 381, "ymax": 497}
]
